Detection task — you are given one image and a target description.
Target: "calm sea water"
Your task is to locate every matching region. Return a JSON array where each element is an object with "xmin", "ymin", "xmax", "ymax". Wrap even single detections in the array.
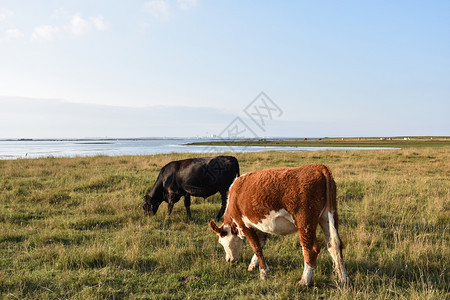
[{"xmin": 0, "ymin": 139, "xmax": 394, "ymax": 160}]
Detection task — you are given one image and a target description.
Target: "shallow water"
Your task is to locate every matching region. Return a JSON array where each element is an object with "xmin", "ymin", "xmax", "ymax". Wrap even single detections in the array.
[{"xmin": 0, "ymin": 139, "xmax": 396, "ymax": 160}]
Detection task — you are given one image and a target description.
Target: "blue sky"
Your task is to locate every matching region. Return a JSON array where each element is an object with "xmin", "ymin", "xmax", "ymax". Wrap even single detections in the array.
[{"xmin": 0, "ymin": 1, "xmax": 449, "ymax": 138}]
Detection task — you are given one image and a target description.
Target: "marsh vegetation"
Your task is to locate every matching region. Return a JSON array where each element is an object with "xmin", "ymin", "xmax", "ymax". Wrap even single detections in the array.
[{"xmin": 0, "ymin": 148, "xmax": 448, "ymax": 298}]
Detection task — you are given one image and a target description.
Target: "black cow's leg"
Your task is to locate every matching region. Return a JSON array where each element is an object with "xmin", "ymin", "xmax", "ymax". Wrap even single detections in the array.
[
  {"xmin": 167, "ymin": 193, "xmax": 180, "ymax": 216},
  {"xmin": 215, "ymin": 191, "xmax": 228, "ymax": 221},
  {"xmin": 167, "ymin": 201, "xmax": 174, "ymax": 215},
  {"xmin": 184, "ymin": 194, "xmax": 192, "ymax": 219}
]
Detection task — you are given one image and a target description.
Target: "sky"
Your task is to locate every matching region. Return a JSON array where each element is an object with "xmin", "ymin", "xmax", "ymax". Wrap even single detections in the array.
[{"xmin": 0, "ymin": 1, "xmax": 449, "ymax": 139}]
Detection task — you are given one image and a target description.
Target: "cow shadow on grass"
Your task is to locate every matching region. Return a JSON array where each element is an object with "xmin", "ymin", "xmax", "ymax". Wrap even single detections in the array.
[
  {"xmin": 132, "ymin": 256, "xmax": 160, "ymax": 273},
  {"xmin": 237, "ymin": 253, "xmax": 444, "ymax": 293},
  {"xmin": 141, "ymin": 194, "xmax": 224, "ymax": 224},
  {"xmin": 146, "ymin": 205, "xmax": 220, "ymax": 226},
  {"xmin": 140, "ymin": 200, "xmax": 446, "ymax": 295},
  {"xmin": 343, "ymin": 256, "xmax": 445, "ymax": 293},
  {"xmin": 154, "ymin": 202, "xmax": 223, "ymax": 223},
  {"xmin": 217, "ymin": 228, "xmax": 445, "ymax": 293}
]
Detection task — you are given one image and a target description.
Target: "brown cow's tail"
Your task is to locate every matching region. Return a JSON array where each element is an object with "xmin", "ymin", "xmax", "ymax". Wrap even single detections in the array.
[
  {"xmin": 322, "ymin": 165, "xmax": 349, "ymax": 285},
  {"xmin": 321, "ymin": 165, "xmax": 342, "ymax": 248},
  {"xmin": 321, "ymin": 165, "xmax": 340, "ymax": 245},
  {"xmin": 322, "ymin": 165, "xmax": 335, "ymax": 217}
]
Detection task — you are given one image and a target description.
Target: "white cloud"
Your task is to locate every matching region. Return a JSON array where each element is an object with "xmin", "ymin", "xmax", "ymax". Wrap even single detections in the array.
[
  {"xmin": 0, "ymin": 8, "xmax": 14, "ymax": 22},
  {"xmin": 4, "ymin": 28, "xmax": 24, "ymax": 40},
  {"xmin": 177, "ymin": 0, "xmax": 198, "ymax": 10},
  {"xmin": 31, "ymin": 25, "xmax": 60, "ymax": 41},
  {"xmin": 29, "ymin": 14, "xmax": 107, "ymax": 42},
  {"xmin": 144, "ymin": 0, "xmax": 170, "ymax": 19},
  {"xmin": 66, "ymin": 14, "xmax": 90, "ymax": 36},
  {"xmin": 0, "ymin": 97, "xmax": 236, "ymax": 139},
  {"xmin": 91, "ymin": 15, "xmax": 108, "ymax": 31}
]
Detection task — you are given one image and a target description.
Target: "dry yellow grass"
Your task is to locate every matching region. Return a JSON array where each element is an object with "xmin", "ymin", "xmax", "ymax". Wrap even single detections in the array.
[{"xmin": 0, "ymin": 148, "xmax": 448, "ymax": 299}]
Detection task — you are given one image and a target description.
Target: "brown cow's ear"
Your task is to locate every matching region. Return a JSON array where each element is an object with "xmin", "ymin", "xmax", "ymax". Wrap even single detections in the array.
[
  {"xmin": 210, "ymin": 220, "xmax": 227, "ymax": 237},
  {"xmin": 210, "ymin": 220, "xmax": 221, "ymax": 234}
]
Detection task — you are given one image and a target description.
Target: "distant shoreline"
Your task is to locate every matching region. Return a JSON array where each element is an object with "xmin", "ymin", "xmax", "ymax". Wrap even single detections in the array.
[
  {"xmin": 1, "ymin": 135, "xmax": 448, "ymax": 142},
  {"xmin": 186, "ymin": 136, "xmax": 450, "ymax": 148},
  {"xmin": 0, "ymin": 137, "xmax": 195, "ymax": 142},
  {"xmin": 0, "ymin": 138, "xmax": 407, "ymax": 161}
]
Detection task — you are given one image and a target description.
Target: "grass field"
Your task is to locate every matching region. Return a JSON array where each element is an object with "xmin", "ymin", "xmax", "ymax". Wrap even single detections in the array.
[
  {"xmin": 188, "ymin": 136, "xmax": 450, "ymax": 148},
  {"xmin": 0, "ymin": 147, "xmax": 449, "ymax": 299}
]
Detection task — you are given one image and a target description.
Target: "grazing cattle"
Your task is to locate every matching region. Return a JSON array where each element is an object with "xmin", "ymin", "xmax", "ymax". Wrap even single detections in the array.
[
  {"xmin": 210, "ymin": 164, "xmax": 349, "ymax": 286},
  {"xmin": 143, "ymin": 156, "xmax": 240, "ymax": 220}
]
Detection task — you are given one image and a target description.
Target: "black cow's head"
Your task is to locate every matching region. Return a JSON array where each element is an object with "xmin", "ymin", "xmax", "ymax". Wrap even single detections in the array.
[{"xmin": 143, "ymin": 194, "xmax": 163, "ymax": 216}]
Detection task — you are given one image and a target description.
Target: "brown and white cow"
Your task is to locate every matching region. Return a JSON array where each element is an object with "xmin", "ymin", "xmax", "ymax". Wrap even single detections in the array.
[{"xmin": 210, "ymin": 164, "xmax": 349, "ymax": 286}]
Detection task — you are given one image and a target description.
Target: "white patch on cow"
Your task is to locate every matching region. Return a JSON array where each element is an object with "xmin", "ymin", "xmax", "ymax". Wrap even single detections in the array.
[
  {"xmin": 248, "ymin": 254, "xmax": 269, "ymax": 272},
  {"xmin": 218, "ymin": 225, "xmax": 243, "ymax": 262},
  {"xmin": 260, "ymin": 267, "xmax": 270, "ymax": 280},
  {"xmin": 242, "ymin": 209, "xmax": 297, "ymax": 235},
  {"xmin": 338, "ymin": 263, "xmax": 349, "ymax": 285},
  {"xmin": 328, "ymin": 211, "xmax": 335, "ymax": 225},
  {"xmin": 232, "ymin": 218, "xmax": 245, "ymax": 239},
  {"xmin": 299, "ymin": 262, "xmax": 314, "ymax": 286},
  {"xmin": 248, "ymin": 254, "xmax": 259, "ymax": 271}
]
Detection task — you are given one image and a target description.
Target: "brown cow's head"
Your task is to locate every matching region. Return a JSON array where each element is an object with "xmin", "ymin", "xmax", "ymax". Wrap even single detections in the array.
[{"xmin": 210, "ymin": 220, "xmax": 243, "ymax": 263}]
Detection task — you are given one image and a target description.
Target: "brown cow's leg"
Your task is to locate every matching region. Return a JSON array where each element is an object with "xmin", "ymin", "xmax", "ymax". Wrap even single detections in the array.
[
  {"xmin": 297, "ymin": 220, "xmax": 321, "ymax": 286},
  {"xmin": 319, "ymin": 208, "xmax": 331, "ymax": 246},
  {"xmin": 248, "ymin": 231, "xmax": 268, "ymax": 271},
  {"xmin": 242, "ymin": 227, "xmax": 269, "ymax": 279}
]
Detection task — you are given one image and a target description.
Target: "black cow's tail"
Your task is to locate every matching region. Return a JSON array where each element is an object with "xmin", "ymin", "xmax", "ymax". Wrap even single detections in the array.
[{"xmin": 233, "ymin": 157, "xmax": 240, "ymax": 178}]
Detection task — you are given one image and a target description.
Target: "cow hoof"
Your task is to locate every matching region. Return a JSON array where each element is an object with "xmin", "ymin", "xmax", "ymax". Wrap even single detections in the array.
[
  {"xmin": 248, "ymin": 263, "xmax": 257, "ymax": 271},
  {"xmin": 259, "ymin": 269, "xmax": 269, "ymax": 280},
  {"xmin": 297, "ymin": 279, "xmax": 312, "ymax": 287},
  {"xmin": 339, "ymin": 278, "xmax": 352, "ymax": 289}
]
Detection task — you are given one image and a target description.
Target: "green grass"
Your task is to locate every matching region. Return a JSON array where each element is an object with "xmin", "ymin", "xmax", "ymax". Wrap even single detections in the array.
[
  {"xmin": 0, "ymin": 148, "xmax": 449, "ymax": 299},
  {"xmin": 188, "ymin": 136, "xmax": 450, "ymax": 148}
]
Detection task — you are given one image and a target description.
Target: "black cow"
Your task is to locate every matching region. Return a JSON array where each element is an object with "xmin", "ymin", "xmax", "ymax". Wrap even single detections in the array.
[{"xmin": 143, "ymin": 156, "xmax": 240, "ymax": 220}]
